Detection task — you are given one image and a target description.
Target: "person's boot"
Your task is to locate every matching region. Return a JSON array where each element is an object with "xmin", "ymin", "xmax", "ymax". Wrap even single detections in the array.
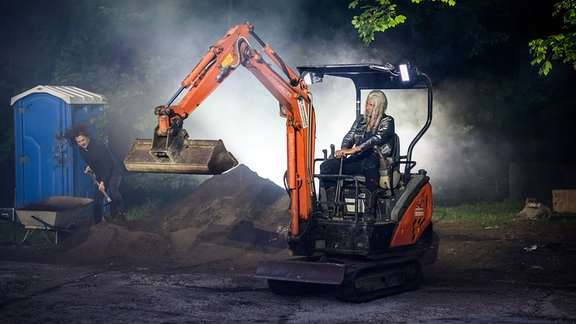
[
  {"xmin": 325, "ymin": 187, "xmax": 336, "ymax": 206},
  {"xmin": 116, "ymin": 212, "xmax": 126, "ymax": 225},
  {"xmin": 363, "ymin": 189, "xmax": 379, "ymax": 220}
]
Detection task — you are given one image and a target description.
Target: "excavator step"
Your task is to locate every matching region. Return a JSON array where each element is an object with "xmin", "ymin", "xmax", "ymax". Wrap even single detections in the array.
[{"xmin": 124, "ymin": 138, "xmax": 238, "ymax": 174}]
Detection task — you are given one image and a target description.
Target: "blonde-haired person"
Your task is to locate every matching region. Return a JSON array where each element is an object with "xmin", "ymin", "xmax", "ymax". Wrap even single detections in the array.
[{"xmin": 320, "ymin": 90, "xmax": 395, "ymax": 217}]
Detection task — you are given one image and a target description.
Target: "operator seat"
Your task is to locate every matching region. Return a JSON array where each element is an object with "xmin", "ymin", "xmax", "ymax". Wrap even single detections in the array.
[{"xmin": 377, "ymin": 133, "xmax": 401, "ymax": 190}]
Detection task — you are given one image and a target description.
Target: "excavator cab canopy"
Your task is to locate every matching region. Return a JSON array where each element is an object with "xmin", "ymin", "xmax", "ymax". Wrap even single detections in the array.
[
  {"xmin": 297, "ymin": 63, "xmax": 433, "ymax": 175},
  {"xmin": 297, "ymin": 63, "xmax": 429, "ymax": 91}
]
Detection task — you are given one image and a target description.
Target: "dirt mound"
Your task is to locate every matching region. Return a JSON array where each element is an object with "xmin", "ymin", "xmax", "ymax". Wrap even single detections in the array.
[
  {"xmin": 57, "ymin": 223, "xmax": 173, "ymax": 268},
  {"xmin": 21, "ymin": 164, "xmax": 293, "ymax": 271},
  {"xmin": 127, "ymin": 164, "xmax": 293, "ymax": 270},
  {"xmin": 134, "ymin": 164, "xmax": 289, "ymax": 233}
]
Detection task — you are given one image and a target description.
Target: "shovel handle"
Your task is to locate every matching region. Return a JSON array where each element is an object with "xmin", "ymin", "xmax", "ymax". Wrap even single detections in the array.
[{"xmin": 87, "ymin": 170, "xmax": 112, "ymax": 203}]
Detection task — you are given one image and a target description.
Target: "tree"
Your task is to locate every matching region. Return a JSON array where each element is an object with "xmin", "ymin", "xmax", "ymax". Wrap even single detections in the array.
[
  {"xmin": 350, "ymin": 0, "xmax": 575, "ymax": 76},
  {"xmin": 529, "ymin": 0, "xmax": 576, "ymax": 75},
  {"xmin": 348, "ymin": 0, "xmax": 456, "ymax": 45}
]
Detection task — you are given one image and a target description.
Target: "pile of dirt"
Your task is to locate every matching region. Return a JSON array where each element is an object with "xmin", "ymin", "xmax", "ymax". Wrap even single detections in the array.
[{"xmin": 4, "ymin": 164, "xmax": 293, "ymax": 271}]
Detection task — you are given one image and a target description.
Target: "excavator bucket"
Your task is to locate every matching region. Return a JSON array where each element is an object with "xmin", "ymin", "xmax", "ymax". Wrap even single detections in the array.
[{"xmin": 124, "ymin": 138, "xmax": 238, "ymax": 174}]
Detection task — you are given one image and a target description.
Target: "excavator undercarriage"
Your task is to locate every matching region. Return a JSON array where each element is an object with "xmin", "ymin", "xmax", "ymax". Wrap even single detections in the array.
[
  {"xmin": 258, "ymin": 230, "xmax": 437, "ymax": 303},
  {"xmin": 260, "ymin": 256, "xmax": 424, "ymax": 303}
]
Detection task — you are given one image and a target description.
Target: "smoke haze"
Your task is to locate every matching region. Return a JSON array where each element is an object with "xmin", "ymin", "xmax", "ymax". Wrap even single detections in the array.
[
  {"xmin": 2, "ymin": 0, "xmax": 573, "ymax": 208},
  {"xmin": 89, "ymin": 1, "xmax": 514, "ymax": 201},
  {"xmin": 111, "ymin": 0, "xmax": 499, "ymax": 195}
]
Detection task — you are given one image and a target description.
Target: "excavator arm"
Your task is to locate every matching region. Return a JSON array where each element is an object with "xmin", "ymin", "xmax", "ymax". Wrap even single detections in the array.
[{"xmin": 124, "ymin": 23, "xmax": 316, "ymax": 236}]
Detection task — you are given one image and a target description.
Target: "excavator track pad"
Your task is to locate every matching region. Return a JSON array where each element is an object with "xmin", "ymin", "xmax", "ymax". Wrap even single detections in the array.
[{"xmin": 124, "ymin": 138, "xmax": 238, "ymax": 174}]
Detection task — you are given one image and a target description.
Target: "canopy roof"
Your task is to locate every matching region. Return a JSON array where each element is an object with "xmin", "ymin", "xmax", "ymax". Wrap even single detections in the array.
[{"xmin": 11, "ymin": 85, "xmax": 107, "ymax": 106}]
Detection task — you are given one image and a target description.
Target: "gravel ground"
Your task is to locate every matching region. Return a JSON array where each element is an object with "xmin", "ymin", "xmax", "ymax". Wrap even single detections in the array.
[
  {"xmin": 2, "ymin": 167, "xmax": 575, "ymax": 322},
  {"xmin": 1, "ymin": 220, "xmax": 575, "ymax": 323}
]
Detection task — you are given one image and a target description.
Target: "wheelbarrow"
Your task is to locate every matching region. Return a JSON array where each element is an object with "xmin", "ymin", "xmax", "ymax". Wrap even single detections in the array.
[{"xmin": 16, "ymin": 196, "xmax": 93, "ymax": 244}]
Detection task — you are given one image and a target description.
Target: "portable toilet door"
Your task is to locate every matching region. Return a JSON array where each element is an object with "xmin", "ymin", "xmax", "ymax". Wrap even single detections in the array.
[{"xmin": 11, "ymin": 85, "xmax": 107, "ymax": 209}]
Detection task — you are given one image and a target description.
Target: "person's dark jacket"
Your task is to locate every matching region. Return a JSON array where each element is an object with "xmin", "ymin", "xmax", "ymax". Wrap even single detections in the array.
[
  {"xmin": 341, "ymin": 114, "xmax": 395, "ymax": 158},
  {"xmin": 79, "ymin": 138, "xmax": 121, "ymax": 183}
]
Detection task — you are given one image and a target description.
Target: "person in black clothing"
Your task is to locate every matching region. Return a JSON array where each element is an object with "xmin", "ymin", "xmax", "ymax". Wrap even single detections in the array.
[
  {"xmin": 320, "ymin": 90, "xmax": 395, "ymax": 216},
  {"xmin": 66, "ymin": 125, "xmax": 125, "ymax": 224}
]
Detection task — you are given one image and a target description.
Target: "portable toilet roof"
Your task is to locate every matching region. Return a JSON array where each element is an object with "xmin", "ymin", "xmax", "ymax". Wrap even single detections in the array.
[{"xmin": 10, "ymin": 85, "xmax": 107, "ymax": 106}]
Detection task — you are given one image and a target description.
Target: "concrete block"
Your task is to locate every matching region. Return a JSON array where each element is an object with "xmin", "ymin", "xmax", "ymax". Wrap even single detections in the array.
[{"xmin": 552, "ymin": 190, "xmax": 576, "ymax": 214}]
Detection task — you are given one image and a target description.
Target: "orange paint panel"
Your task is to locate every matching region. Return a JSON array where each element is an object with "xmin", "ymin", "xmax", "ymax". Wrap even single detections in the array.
[{"xmin": 390, "ymin": 183, "xmax": 432, "ymax": 248}]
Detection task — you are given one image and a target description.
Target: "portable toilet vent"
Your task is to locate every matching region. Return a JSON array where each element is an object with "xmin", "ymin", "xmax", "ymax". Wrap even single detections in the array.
[{"xmin": 11, "ymin": 85, "xmax": 107, "ymax": 209}]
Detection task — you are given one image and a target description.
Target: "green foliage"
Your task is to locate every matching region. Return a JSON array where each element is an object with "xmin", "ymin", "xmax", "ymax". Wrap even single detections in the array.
[
  {"xmin": 349, "ymin": 0, "xmax": 456, "ymax": 45},
  {"xmin": 121, "ymin": 173, "xmax": 208, "ymax": 220},
  {"xmin": 125, "ymin": 197, "xmax": 165, "ymax": 221},
  {"xmin": 433, "ymin": 201, "xmax": 524, "ymax": 228},
  {"xmin": 434, "ymin": 202, "xmax": 576, "ymax": 236},
  {"xmin": 529, "ymin": 0, "xmax": 576, "ymax": 75}
]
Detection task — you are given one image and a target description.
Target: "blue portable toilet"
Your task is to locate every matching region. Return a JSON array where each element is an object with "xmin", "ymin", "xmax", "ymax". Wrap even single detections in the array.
[{"xmin": 11, "ymin": 85, "xmax": 107, "ymax": 209}]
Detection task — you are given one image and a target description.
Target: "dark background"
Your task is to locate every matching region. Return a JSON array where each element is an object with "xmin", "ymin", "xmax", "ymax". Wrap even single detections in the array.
[{"xmin": 1, "ymin": 0, "xmax": 575, "ymax": 207}]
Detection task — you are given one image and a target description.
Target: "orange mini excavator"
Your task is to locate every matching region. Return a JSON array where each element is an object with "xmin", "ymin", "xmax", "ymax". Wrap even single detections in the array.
[{"xmin": 124, "ymin": 23, "xmax": 438, "ymax": 302}]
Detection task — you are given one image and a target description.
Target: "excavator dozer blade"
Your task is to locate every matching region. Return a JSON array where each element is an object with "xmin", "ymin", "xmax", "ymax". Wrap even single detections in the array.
[
  {"xmin": 255, "ymin": 259, "xmax": 346, "ymax": 285},
  {"xmin": 124, "ymin": 138, "xmax": 238, "ymax": 174}
]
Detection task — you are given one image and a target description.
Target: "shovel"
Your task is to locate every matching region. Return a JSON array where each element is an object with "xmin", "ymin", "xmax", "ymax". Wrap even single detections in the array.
[{"xmin": 86, "ymin": 169, "xmax": 112, "ymax": 206}]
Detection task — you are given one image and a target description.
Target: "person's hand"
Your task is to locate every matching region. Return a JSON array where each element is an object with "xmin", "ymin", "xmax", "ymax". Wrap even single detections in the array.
[
  {"xmin": 335, "ymin": 146, "xmax": 361, "ymax": 158},
  {"xmin": 334, "ymin": 149, "xmax": 345, "ymax": 158},
  {"xmin": 84, "ymin": 166, "xmax": 91, "ymax": 174},
  {"xmin": 98, "ymin": 181, "xmax": 105, "ymax": 191}
]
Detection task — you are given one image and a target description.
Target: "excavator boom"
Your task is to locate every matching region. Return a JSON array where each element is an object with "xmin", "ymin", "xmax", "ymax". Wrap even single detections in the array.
[
  {"xmin": 124, "ymin": 24, "xmax": 256, "ymax": 175},
  {"xmin": 124, "ymin": 23, "xmax": 315, "ymax": 237}
]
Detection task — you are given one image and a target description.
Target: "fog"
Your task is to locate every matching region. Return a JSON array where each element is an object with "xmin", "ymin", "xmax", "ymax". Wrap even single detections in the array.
[
  {"xmin": 109, "ymin": 0, "xmax": 509, "ymax": 201},
  {"xmin": 117, "ymin": 2, "xmax": 427, "ymax": 186},
  {"xmin": 159, "ymin": 62, "xmax": 438, "ymax": 188},
  {"xmin": 1, "ymin": 0, "xmax": 569, "ymax": 208}
]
